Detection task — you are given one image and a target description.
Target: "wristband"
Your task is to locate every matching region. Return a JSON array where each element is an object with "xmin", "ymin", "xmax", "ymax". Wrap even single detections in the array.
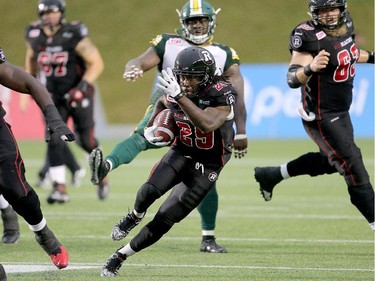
[
  {"xmin": 234, "ymin": 134, "xmax": 247, "ymax": 140},
  {"xmin": 303, "ymin": 64, "xmax": 313, "ymax": 76},
  {"xmin": 367, "ymin": 51, "xmax": 374, "ymax": 64},
  {"xmin": 173, "ymin": 92, "xmax": 185, "ymax": 101}
]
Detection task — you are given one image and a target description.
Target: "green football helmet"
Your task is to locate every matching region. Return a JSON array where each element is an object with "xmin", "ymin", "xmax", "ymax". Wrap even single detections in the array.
[{"xmin": 176, "ymin": 0, "xmax": 221, "ymax": 44}]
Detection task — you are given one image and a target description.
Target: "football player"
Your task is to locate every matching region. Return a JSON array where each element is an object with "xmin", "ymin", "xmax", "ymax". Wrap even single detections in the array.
[
  {"xmin": 24, "ymin": 0, "xmax": 108, "ymax": 203},
  {"xmin": 254, "ymin": 0, "xmax": 375, "ymax": 230},
  {"xmin": 89, "ymin": 0, "xmax": 247, "ymax": 253},
  {"xmin": 101, "ymin": 46, "xmax": 237, "ymax": 277},
  {"xmin": 0, "ymin": 47, "xmax": 74, "ymax": 268}
]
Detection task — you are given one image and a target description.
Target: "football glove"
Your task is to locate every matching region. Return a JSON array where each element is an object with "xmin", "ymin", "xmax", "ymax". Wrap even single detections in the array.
[
  {"xmin": 123, "ymin": 65, "xmax": 143, "ymax": 82},
  {"xmin": 43, "ymin": 104, "xmax": 75, "ymax": 142},
  {"xmin": 233, "ymin": 134, "xmax": 248, "ymax": 159},
  {"xmin": 144, "ymin": 125, "xmax": 171, "ymax": 147},
  {"xmin": 156, "ymin": 68, "xmax": 184, "ymax": 100},
  {"xmin": 64, "ymin": 80, "xmax": 94, "ymax": 108}
]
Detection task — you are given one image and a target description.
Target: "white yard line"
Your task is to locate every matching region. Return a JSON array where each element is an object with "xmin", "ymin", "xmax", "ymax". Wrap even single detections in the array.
[{"xmin": 2, "ymin": 262, "xmax": 373, "ymax": 274}]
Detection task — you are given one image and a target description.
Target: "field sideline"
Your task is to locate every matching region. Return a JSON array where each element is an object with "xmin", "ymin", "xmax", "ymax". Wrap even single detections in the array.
[{"xmin": 1, "ymin": 139, "xmax": 374, "ymax": 280}]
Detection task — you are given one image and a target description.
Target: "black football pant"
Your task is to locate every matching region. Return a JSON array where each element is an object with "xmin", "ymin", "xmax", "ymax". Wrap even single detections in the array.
[
  {"xmin": 0, "ymin": 119, "xmax": 43, "ymax": 225},
  {"xmin": 129, "ymin": 149, "xmax": 223, "ymax": 252},
  {"xmin": 302, "ymin": 112, "xmax": 374, "ymax": 223}
]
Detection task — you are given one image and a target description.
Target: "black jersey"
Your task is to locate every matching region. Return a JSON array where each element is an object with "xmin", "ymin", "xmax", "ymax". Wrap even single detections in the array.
[
  {"xmin": 289, "ymin": 13, "xmax": 359, "ymax": 116},
  {"xmin": 0, "ymin": 48, "xmax": 6, "ymax": 118},
  {"xmin": 168, "ymin": 81, "xmax": 236, "ymax": 168},
  {"xmin": 25, "ymin": 21, "xmax": 88, "ymax": 101}
]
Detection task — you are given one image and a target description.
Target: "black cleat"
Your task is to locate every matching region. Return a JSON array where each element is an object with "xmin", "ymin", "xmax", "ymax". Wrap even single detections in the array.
[
  {"xmin": 254, "ymin": 167, "xmax": 283, "ymax": 201},
  {"xmin": 1, "ymin": 206, "xmax": 20, "ymax": 244},
  {"xmin": 111, "ymin": 212, "xmax": 144, "ymax": 241},
  {"xmin": 101, "ymin": 249, "xmax": 127, "ymax": 277},
  {"xmin": 97, "ymin": 182, "xmax": 110, "ymax": 200},
  {"xmin": 89, "ymin": 148, "xmax": 110, "ymax": 185},
  {"xmin": 200, "ymin": 238, "xmax": 227, "ymax": 253}
]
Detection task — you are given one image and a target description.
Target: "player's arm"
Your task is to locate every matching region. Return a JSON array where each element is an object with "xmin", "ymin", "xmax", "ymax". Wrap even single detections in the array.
[
  {"xmin": 24, "ymin": 42, "xmax": 38, "ymax": 76},
  {"xmin": 225, "ymin": 64, "xmax": 247, "ymax": 157},
  {"xmin": 123, "ymin": 47, "xmax": 160, "ymax": 81},
  {"xmin": 287, "ymin": 50, "xmax": 330, "ymax": 88},
  {"xmin": 178, "ymin": 98, "xmax": 231, "ymax": 133},
  {"xmin": 0, "ymin": 61, "xmax": 51, "ymax": 107},
  {"xmin": 0, "ymin": 60, "xmax": 74, "ymax": 141},
  {"xmin": 358, "ymin": 49, "xmax": 374, "ymax": 64},
  {"xmin": 75, "ymin": 37, "xmax": 104, "ymax": 84}
]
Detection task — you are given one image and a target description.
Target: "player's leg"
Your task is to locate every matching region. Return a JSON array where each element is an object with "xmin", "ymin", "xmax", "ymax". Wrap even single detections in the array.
[
  {"xmin": 107, "ymin": 90, "xmax": 164, "ymax": 169},
  {"xmin": 0, "ymin": 194, "xmax": 19, "ymax": 244},
  {"xmin": 46, "ymin": 105, "xmax": 70, "ymax": 204},
  {"xmin": 102, "ymin": 159, "xmax": 216, "ymax": 277},
  {"xmin": 197, "ymin": 183, "xmax": 227, "ymax": 253},
  {"xmin": 0, "ymin": 121, "xmax": 68, "ymax": 268},
  {"xmin": 72, "ymin": 97, "xmax": 109, "ymax": 200},
  {"xmin": 89, "ymin": 90, "xmax": 164, "ymax": 186},
  {"xmin": 111, "ymin": 150, "xmax": 183, "ymax": 241},
  {"xmin": 304, "ymin": 115, "xmax": 374, "ymax": 229},
  {"xmin": 254, "ymin": 152, "xmax": 338, "ymax": 201}
]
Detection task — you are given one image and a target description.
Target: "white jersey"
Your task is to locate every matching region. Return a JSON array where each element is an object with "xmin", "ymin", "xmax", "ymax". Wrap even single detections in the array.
[{"xmin": 150, "ymin": 33, "xmax": 240, "ymax": 75}]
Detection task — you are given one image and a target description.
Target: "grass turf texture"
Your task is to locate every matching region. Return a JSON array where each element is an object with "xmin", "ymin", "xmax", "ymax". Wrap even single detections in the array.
[{"xmin": 1, "ymin": 139, "xmax": 373, "ymax": 280}]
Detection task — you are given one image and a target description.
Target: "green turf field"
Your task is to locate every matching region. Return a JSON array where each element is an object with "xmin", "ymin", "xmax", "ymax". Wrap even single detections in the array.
[{"xmin": 1, "ymin": 139, "xmax": 374, "ymax": 280}]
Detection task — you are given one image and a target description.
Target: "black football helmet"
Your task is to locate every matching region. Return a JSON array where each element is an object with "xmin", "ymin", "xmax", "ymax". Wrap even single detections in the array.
[
  {"xmin": 173, "ymin": 46, "xmax": 216, "ymax": 98},
  {"xmin": 176, "ymin": 0, "xmax": 221, "ymax": 44},
  {"xmin": 38, "ymin": 0, "xmax": 66, "ymax": 24},
  {"xmin": 308, "ymin": 0, "xmax": 347, "ymax": 30}
]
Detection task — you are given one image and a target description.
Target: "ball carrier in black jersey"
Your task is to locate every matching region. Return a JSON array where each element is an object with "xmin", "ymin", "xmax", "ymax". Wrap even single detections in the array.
[
  {"xmin": 254, "ymin": 0, "xmax": 374, "ymax": 231},
  {"xmin": 25, "ymin": 0, "xmax": 109, "ymax": 203},
  {"xmin": 100, "ymin": 47, "xmax": 237, "ymax": 277}
]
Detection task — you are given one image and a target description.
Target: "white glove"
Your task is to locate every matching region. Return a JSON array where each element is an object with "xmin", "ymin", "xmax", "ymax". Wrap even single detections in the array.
[
  {"xmin": 144, "ymin": 126, "xmax": 171, "ymax": 147},
  {"xmin": 156, "ymin": 68, "xmax": 182, "ymax": 99},
  {"xmin": 123, "ymin": 65, "xmax": 143, "ymax": 82},
  {"xmin": 296, "ymin": 102, "xmax": 316, "ymax": 121}
]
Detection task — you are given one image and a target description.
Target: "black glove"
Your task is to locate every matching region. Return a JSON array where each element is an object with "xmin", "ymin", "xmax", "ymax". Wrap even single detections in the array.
[
  {"xmin": 64, "ymin": 80, "xmax": 94, "ymax": 108},
  {"xmin": 43, "ymin": 104, "xmax": 75, "ymax": 142}
]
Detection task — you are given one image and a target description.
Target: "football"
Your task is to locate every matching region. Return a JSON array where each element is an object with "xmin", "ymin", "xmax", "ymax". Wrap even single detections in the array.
[{"xmin": 152, "ymin": 109, "xmax": 177, "ymax": 143}]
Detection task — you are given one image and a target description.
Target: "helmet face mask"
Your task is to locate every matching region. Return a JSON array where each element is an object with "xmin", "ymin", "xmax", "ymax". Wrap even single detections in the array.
[
  {"xmin": 173, "ymin": 46, "xmax": 216, "ymax": 98},
  {"xmin": 308, "ymin": 0, "xmax": 347, "ymax": 30},
  {"xmin": 177, "ymin": 0, "xmax": 220, "ymax": 44}
]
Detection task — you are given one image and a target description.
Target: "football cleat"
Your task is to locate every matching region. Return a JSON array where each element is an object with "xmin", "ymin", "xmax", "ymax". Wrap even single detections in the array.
[
  {"xmin": 49, "ymin": 245, "xmax": 69, "ymax": 269},
  {"xmin": 89, "ymin": 148, "xmax": 110, "ymax": 185},
  {"xmin": 46, "ymin": 190, "xmax": 69, "ymax": 204},
  {"xmin": 101, "ymin": 249, "xmax": 126, "ymax": 277},
  {"xmin": 254, "ymin": 166, "xmax": 283, "ymax": 201},
  {"xmin": 111, "ymin": 212, "xmax": 144, "ymax": 241},
  {"xmin": 200, "ymin": 239, "xmax": 227, "ymax": 253},
  {"xmin": 1, "ymin": 206, "xmax": 20, "ymax": 244},
  {"xmin": 35, "ymin": 226, "xmax": 69, "ymax": 269},
  {"xmin": 0, "ymin": 263, "xmax": 6, "ymax": 280},
  {"xmin": 97, "ymin": 182, "xmax": 110, "ymax": 200},
  {"xmin": 35, "ymin": 173, "xmax": 52, "ymax": 189},
  {"xmin": 72, "ymin": 168, "xmax": 86, "ymax": 187}
]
